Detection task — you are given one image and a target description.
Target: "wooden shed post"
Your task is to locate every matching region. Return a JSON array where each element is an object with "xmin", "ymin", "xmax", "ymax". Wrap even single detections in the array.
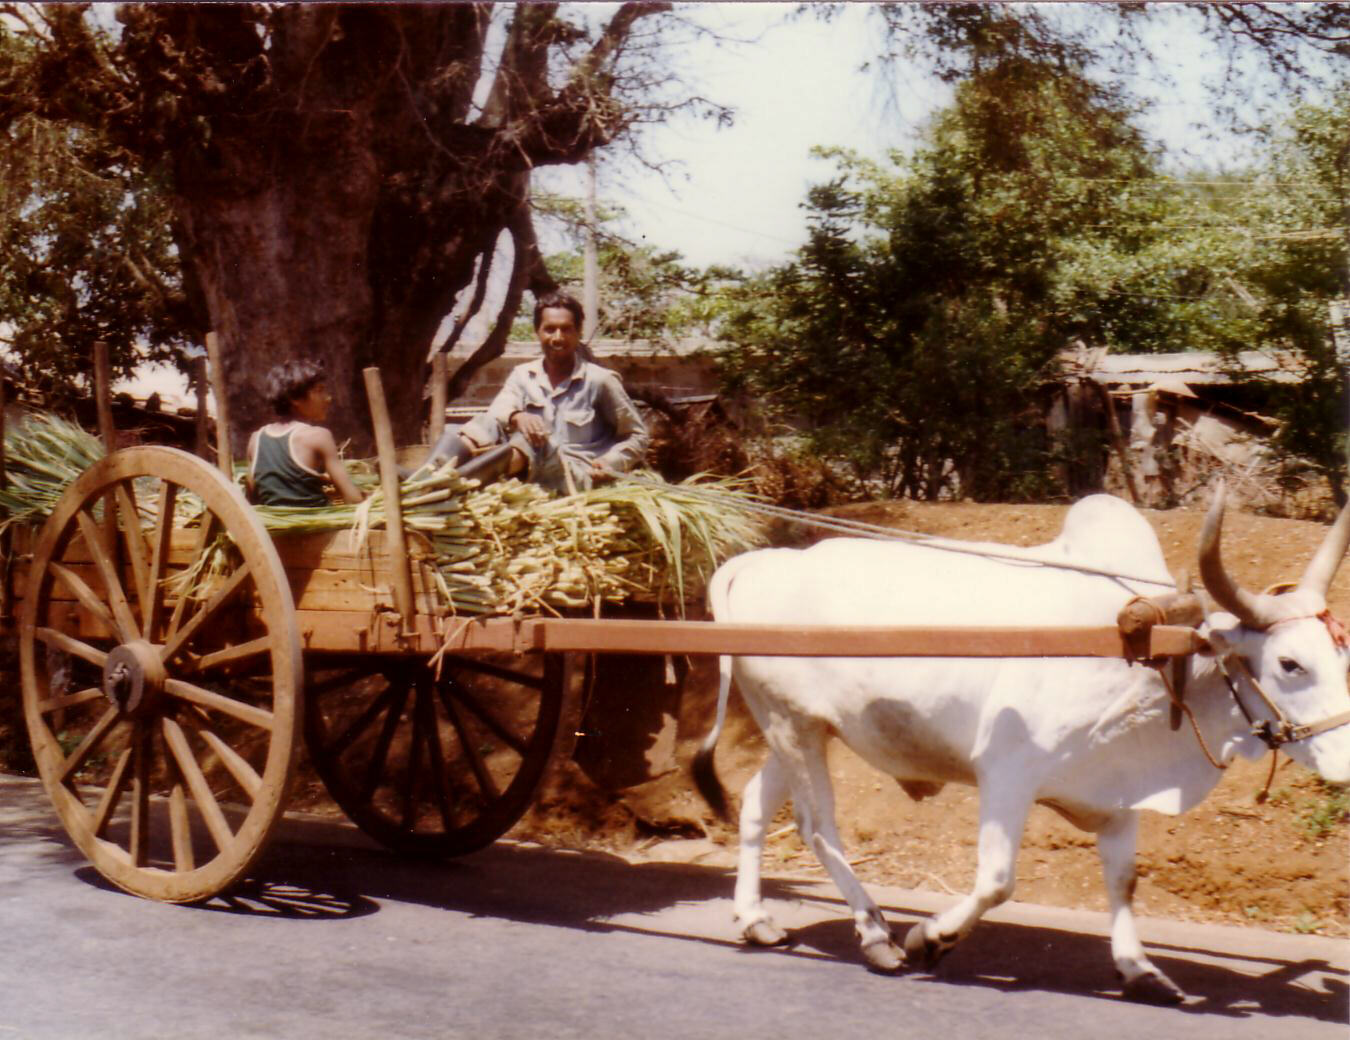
[
  {"xmin": 1095, "ymin": 383, "xmax": 1142, "ymax": 506},
  {"xmin": 363, "ymin": 366, "xmax": 415, "ymax": 633}
]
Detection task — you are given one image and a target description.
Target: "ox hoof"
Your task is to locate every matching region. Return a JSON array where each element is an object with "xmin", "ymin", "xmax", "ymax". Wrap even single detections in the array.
[
  {"xmin": 743, "ymin": 920, "xmax": 790, "ymax": 947},
  {"xmin": 1122, "ymin": 971, "xmax": 1186, "ymax": 1006},
  {"xmin": 902, "ymin": 923, "xmax": 946, "ymax": 970},
  {"xmin": 861, "ymin": 937, "xmax": 906, "ymax": 974}
]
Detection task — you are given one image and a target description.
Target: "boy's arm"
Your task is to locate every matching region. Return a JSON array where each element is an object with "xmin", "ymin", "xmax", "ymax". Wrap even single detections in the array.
[
  {"xmin": 244, "ymin": 430, "xmax": 260, "ymax": 502},
  {"xmin": 308, "ymin": 427, "xmax": 364, "ymax": 504}
]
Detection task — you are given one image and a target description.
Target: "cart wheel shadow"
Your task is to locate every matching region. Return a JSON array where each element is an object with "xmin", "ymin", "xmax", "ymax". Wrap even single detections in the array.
[{"xmin": 74, "ymin": 864, "xmax": 380, "ymax": 921}]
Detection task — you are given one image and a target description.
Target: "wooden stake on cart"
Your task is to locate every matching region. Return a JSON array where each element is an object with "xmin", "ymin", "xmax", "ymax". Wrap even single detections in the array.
[
  {"xmin": 204, "ymin": 331, "xmax": 233, "ymax": 477},
  {"xmin": 428, "ymin": 353, "xmax": 447, "ymax": 448},
  {"xmin": 0, "ymin": 366, "xmax": 8, "ymax": 621},
  {"xmin": 92, "ymin": 340, "xmax": 120, "ymax": 555},
  {"xmin": 93, "ymin": 340, "xmax": 117, "ymax": 451},
  {"xmin": 193, "ymin": 355, "xmax": 210, "ymax": 460},
  {"xmin": 363, "ymin": 366, "xmax": 416, "ymax": 635}
]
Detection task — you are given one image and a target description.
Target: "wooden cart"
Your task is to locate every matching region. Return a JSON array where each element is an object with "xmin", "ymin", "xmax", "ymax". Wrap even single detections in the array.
[{"xmin": 7, "ymin": 365, "xmax": 1205, "ymax": 904}]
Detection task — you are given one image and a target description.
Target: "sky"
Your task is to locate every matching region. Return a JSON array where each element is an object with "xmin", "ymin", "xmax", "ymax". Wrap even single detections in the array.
[{"xmin": 530, "ymin": 3, "xmax": 1266, "ymax": 273}]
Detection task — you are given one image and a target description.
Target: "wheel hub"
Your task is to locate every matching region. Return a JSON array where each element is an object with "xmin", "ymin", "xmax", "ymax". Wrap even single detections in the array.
[{"xmin": 102, "ymin": 641, "xmax": 167, "ymax": 716}]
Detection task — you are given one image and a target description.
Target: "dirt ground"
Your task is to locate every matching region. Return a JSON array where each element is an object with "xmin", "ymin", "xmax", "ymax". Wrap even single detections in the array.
[{"xmin": 516, "ymin": 500, "xmax": 1350, "ymax": 939}]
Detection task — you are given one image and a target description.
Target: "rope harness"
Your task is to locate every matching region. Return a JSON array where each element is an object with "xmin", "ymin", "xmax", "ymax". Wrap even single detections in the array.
[
  {"xmin": 1215, "ymin": 613, "xmax": 1350, "ymax": 751},
  {"xmin": 618, "ymin": 473, "xmax": 1175, "ymax": 587},
  {"xmin": 1146, "ymin": 608, "xmax": 1350, "ymax": 787}
]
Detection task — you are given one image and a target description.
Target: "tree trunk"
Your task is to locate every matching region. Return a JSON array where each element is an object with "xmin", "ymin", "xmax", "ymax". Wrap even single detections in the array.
[{"xmin": 29, "ymin": 3, "xmax": 673, "ymax": 454}]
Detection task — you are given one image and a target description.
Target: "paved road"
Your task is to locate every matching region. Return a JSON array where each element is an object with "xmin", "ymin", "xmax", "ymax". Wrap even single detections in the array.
[{"xmin": 1, "ymin": 774, "xmax": 1345, "ymax": 1040}]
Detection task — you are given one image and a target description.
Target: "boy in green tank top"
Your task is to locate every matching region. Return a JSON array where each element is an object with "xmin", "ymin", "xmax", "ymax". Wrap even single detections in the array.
[{"xmin": 247, "ymin": 359, "xmax": 364, "ymax": 507}]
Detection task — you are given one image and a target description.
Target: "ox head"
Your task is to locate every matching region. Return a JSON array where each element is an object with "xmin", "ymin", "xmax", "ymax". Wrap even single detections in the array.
[{"xmin": 1198, "ymin": 484, "xmax": 1350, "ymax": 782}]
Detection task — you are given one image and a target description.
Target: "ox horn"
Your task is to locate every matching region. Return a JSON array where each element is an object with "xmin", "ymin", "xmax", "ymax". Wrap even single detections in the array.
[
  {"xmin": 1296, "ymin": 498, "xmax": 1350, "ymax": 597},
  {"xmin": 1198, "ymin": 482, "xmax": 1271, "ymax": 629}
]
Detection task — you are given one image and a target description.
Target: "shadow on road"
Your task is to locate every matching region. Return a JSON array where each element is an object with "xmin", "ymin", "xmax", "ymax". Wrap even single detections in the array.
[{"xmin": 146, "ymin": 833, "xmax": 1348, "ymax": 1026}]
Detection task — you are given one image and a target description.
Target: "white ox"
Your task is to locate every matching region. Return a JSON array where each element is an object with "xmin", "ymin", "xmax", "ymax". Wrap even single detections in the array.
[{"xmin": 694, "ymin": 489, "xmax": 1350, "ymax": 1004}]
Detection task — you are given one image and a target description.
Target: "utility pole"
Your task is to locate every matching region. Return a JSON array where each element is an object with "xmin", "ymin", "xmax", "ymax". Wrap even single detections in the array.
[{"xmin": 583, "ymin": 154, "xmax": 599, "ymax": 342}]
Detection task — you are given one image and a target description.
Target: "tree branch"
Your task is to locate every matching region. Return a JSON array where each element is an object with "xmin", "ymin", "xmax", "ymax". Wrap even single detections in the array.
[{"xmin": 446, "ymin": 202, "xmax": 538, "ymax": 401}]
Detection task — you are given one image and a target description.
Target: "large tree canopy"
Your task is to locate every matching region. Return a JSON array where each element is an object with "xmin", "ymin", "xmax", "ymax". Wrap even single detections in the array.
[
  {"xmin": 0, "ymin": 2, "xmax": 702, "ymax": 448},
  {"xmin": 0, "ymin": 1, "xmax": 1343, "ymax": 464}
]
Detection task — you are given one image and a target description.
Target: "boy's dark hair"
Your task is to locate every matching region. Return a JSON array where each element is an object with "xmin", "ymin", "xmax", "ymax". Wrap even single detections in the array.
[
  {"xmin": 265, "ymin": 359, "xmax": 326, "ymax": 417},
  {"xmin": 532, "ymin": 290, "xmax": 585, "ymax": 331}
]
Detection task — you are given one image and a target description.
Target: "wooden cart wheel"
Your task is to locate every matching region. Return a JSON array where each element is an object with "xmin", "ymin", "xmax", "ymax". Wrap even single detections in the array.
[
  {"xmin": 303, "ymin": 651, "xmax": 568, "ymax": 856},
  {"xmin": 20, "ymin": 446, "xmax": 301, "ymax": 903}
]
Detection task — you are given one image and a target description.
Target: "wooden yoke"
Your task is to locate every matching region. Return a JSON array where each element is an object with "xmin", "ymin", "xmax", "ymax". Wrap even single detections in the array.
[
  {"xmin": 1116, "ymin": 590, "xmax": 1205, "ymax": 661},
  {"xmin": 1117, "ymin": 578, "xmax": 1206, "ymax": 731},
  {"xmin": 363, "ymin": 367, "xmax": 415, "ymax": 636}
]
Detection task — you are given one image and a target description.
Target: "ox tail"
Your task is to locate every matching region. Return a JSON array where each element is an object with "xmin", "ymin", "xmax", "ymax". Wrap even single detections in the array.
[
  {"xmin": 692, "ymin": 656, "xmax": 734, "ymax": 820},
  {"xmin": 692, "ymin": 552, "xmax": 759, "ymax": 821}
]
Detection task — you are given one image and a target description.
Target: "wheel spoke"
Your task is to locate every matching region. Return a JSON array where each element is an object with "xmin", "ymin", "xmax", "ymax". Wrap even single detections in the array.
[
  {"xmin": 114, "ymin": 481, "xmax": 151, "ymax": 625},
  {"xmin": 128, "ymin": 722, "xmax": 151, "ymax": 867},
  {"xmin": 159, "ymin": 561, "xmax": 254, "ymax": 664},
  {"xmin": 142, "ymin": 480, "xmax": 179, "ymax": 641},
  {"xmin": 47, "ymin": 562, "xmax": 117, "ymax": 635},
  {"xmin": 57, "ymin": 706, "xmax": 121, "ymax": 784},
  {"xmin": 194, "ymin": 637, "xmax": 273, "ymax": 673},
  {"xmin": 399, "ymin": 696, "xmax": 427, "ymax": 830},
  {"xmin": 164, "ymin": 512, "xmax": 217, "ymax": 647},
  {"xmin": 168, "ymin": 781, "xmax": 195, "ymax": 872},
  {"xmin": 441, "ymin": 677, "xmax": 529, "ymax": 755},
  {"xmin": 34, "ymin": 626, "xmax": 108, "ymax": 670},
  {"xmin": 324, "ymin": 681, "xmax": 404, "ymax": 759},
  {"xmin": 36, "ymin": 686, "xmax": 105, "ymax": 715},
  {"xmin": 74, "ymin": 508, "xmax": 139, "ymax": 642},
  {"xmin": 162, "ymin": 716, "xmax": 235, "ymax": 854},
  {"xmin": 441, "ymin": 655, "xmax": 545, "ymax": 690},
  {"xmin": 360, "ymin": 683, "xmax": 410, "ymax": 802},
  {"xmin": 164, "ymin": 678, "xmax": 273, "ymax": 731},
  {"xmin": 90, "ymin": 747, "xmax": 132, "ymax": 838},
  {"xmin": 194, "ymin": 724, "xmax": 263, "ymax": 800},
  {"xmin": 417, "ymin": 681, "xmax": 456, "ymax": 832},
  {"xmin": 306, "ymin": 662, "xmax": 387, "ymax": 697},
  {"xmin": 441, "ymin": 688, "xmax": 499, "ymax": 801}
]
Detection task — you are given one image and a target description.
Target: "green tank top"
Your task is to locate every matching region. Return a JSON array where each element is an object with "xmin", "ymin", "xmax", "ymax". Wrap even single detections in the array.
[{"xmin": 252, "ymin": 427, "xmax": 329, "ymax": 507}]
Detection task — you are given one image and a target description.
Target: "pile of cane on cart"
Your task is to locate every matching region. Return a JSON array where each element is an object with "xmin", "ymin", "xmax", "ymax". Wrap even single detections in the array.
[{"xmin": 0, "ymin": 412, "xmax": 766, "ymax": 616}]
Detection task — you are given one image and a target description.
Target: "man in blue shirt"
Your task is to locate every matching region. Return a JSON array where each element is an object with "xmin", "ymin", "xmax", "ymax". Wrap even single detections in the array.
[{"xmin": 430, "ymin": 291, "xmax": 648, "ymax": 492}]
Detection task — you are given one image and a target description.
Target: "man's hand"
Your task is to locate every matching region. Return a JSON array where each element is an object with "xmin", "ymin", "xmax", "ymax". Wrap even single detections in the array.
[
  {"xmin": 589, "ymin": 458, "xmax": 615, "ymax": 483},
  {"xmin": 510, "ymin": 411, "xmax": 551, "ymax": 448}
]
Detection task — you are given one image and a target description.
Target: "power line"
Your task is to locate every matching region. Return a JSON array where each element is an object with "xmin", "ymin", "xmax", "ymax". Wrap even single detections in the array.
[{"xmin": 635, "ymin": 195, "xmax": 803, "ymax": 246}]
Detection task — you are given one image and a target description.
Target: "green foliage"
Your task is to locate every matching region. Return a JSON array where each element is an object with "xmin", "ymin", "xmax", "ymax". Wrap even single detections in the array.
[
  {"xmin": 0, "ymin": 27, "xmax": 196, "ymax": 406},
  {"xmin": 717, "ymin": 49, "xmax": 1349, "ymax": 502},
  {"xmin": 720, "ymin": 52, "xmax": 1168, "ymax": 500}
]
